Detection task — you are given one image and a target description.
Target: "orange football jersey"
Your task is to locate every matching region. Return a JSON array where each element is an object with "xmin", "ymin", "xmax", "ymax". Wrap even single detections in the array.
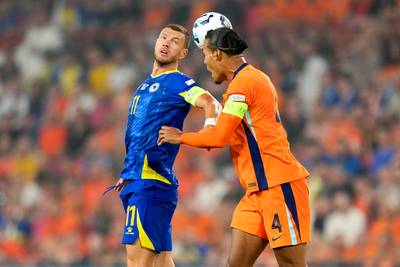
[
  {"xmin": 180, "ymin": 63, "xmax": 309, "ymax": 193},
  {"xmin": 225, "ymin": 64, "xmax": 309, "ymax": 192}
]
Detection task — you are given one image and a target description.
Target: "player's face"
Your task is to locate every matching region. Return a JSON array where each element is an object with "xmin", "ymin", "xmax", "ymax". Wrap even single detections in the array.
[
  {"xmin": 154, "ymin": 27, "xmax": 188, "ymax": 66},
  {"xmin": 202, "ymin": 40, "xmax": 225, "ymax": 84}
]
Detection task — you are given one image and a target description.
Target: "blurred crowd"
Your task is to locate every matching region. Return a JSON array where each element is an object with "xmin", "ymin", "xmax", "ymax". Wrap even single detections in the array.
[{"xmin": 0, "ymin": 0, "xmax": 399, "ymax": 266}]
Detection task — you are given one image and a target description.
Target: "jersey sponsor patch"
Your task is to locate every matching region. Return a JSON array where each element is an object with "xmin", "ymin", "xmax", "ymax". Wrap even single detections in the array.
[
  {"xmin": 185, "ymin": 79, "xmax": 195, "ymax": 86},
  {"xmin": 228, "ymin": 94, "xmax": 246, "ymax": 102}
]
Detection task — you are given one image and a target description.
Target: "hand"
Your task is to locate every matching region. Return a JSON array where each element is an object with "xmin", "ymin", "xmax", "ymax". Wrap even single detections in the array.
[
  {"xmin": 158, "ymin": 126, "xmax": 182, "ymax": 145},
  {"xmin": 114, "ymin": 178, "xmax": 126, "ymax": 192}
]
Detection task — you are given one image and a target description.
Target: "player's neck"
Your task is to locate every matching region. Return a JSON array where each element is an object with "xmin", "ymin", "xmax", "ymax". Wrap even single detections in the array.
[
  {"xmin": 225, "ymin": 57, "xmax": 247, "ymax": 82},
  {"xmin": 152, "ymin": 61, "xmax": 179, "ymax": 77}
]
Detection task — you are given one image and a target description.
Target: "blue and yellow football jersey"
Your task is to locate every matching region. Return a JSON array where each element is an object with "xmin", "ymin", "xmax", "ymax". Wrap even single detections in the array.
[
  {"xmin": 119, "ymin": 70, "xmax": 210, "ymax": 251},
  {"xmin": 120, "ymin": 70, "xmax": 203, "ymax": 192}
]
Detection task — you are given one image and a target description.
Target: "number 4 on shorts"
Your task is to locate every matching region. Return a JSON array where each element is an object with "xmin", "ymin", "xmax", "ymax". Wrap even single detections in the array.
[{"xmin": 271, "ymin": 213, "xmax": 282, "ymax": 233}]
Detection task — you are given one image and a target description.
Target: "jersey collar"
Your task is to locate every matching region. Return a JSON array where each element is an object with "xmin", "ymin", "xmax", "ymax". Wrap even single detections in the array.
[
  {"xmin": 232, "ymin": 63, "xmax": 249, "ymax": 80},
  {"xmin": 150, "ymin": 70, "xmax": 180, "ymax": 78}
]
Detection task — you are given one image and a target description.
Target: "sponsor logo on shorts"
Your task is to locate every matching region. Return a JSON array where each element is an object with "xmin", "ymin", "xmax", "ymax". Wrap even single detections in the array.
[
  {"xmin": 272, "ymin": 235, "xmax": 283, "ymax": 242},
  {"xmin": 125, "ymin": 227, "xmax": 135, "ymax": 235}
]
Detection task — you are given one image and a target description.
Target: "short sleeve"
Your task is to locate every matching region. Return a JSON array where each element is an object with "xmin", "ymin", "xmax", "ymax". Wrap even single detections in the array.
[
  {"xmin": 226, "ymin": 73, "xmax": 254, "ymax": 106},
  {"xmin": 166, "ymin": 73, "xmax": 199, "ymax": 95},
  {"xmin": 165, "ymin": 73, "xmax": 200, "ymax": 107}
]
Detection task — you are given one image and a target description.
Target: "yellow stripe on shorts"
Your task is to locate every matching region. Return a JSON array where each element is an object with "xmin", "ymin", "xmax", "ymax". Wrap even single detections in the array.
[{"xmin": 136, "ymin": 210, "xmax": 156, "ymax": 251}]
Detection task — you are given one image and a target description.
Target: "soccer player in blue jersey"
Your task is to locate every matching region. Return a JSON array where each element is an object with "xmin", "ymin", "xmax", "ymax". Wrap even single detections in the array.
[{"xmin": 113, "ymin": 24, "xmax": 221, "ymax": 267}]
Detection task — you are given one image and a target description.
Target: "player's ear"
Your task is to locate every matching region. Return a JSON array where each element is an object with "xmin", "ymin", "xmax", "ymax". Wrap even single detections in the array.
[
  {"xmin": 215, "ymin": 49, "xmax": 223, "ymax": 61},
  {"xmin": 179, "ymin": 48, "xmax": 188, "ymax": 60}
]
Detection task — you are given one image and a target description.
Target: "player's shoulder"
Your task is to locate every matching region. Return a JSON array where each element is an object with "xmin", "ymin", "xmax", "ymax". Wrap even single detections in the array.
[
  {"xmin": 230, "ymin": 65, "xmax": 270, "ymax": 89},
  {"xmin": 241, "ymin": 65, "xmax": 269, "ymax": 81},
  {"xmin": 164, "ymin": 71, "xmax": 198, "ymax": 92},
  {"xmin": 166, "ymin": 72, "xmax": 196, "ymax": 86}
]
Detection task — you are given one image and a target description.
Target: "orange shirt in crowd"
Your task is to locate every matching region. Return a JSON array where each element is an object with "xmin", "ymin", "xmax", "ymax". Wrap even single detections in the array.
[{"xmin": 38, "ymin": 121, "xmax": 67, "ymax": 156}]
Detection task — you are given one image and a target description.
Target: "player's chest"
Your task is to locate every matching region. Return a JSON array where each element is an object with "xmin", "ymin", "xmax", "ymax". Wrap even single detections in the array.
[
  {"xmin": 135, "ymin": 81, "xmax": 166, "ymax": 97},
  {"xmin": 128, "ymin": 81, "xmax": 172, "ymax": 115}
]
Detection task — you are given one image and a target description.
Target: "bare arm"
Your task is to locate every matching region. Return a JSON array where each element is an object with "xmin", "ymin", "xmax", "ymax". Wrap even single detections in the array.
[{"xmin": 193, "ymin": 92, "xmax": 222, "ymax": 128}]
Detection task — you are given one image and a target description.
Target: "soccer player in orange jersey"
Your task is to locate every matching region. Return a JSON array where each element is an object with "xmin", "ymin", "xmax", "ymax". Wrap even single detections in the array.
[{"xmin": 158, "ymin": 28, "xmax": 310, "ymax": 267}]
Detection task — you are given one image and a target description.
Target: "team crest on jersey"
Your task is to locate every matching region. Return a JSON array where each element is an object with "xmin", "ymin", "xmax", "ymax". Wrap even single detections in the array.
[
  {"xmin": 139, "ymin": 84, "xmax": 149, "ymax": 90},
  {"xmin": 149, "ymin": 83, "xmax": 160, "ymax": 93}
]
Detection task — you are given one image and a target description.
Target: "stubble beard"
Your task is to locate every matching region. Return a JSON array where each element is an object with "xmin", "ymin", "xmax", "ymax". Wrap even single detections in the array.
[{"xmin": 154, "ymin": 53, "xmax": 177, "ymax": 67}]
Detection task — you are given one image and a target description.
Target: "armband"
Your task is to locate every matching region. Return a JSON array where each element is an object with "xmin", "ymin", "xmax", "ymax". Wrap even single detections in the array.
[
  {"xmin": 182, "ymin": 86, "xmax": 208, "ymax": 105},
  {"xmin": 222, "ymin": 100, "xmax": 248, "ymax": 118}
]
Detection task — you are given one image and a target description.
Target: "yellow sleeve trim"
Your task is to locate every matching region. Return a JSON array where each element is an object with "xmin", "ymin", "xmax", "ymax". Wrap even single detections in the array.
[
  {"xmin": 141, "ymin": 155, "xmax": 172, "ymax": 185},
  {"xmin": 180, "ymin": 86, "xmax": 208, "ymax": 105},
  {"xmin": 150, "ymin": 70, "xmax": 180, "ymax": 78},
  {"xmin": 222, "ymin": 100, "xmax": 248, "ymax": 119}
]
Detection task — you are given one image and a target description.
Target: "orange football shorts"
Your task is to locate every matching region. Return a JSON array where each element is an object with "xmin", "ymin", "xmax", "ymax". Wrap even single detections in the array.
[{"xmin": 231, "ymin": 178, "xmax": 311, "ymax": 248}]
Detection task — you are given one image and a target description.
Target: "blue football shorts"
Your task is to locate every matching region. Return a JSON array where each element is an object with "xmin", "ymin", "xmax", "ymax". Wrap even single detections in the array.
[{"xmin": 119, "ymin": 179, "xmax": 177, "ymax": 252}]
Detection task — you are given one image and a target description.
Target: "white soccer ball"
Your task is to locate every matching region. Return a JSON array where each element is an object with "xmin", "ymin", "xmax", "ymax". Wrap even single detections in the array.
[{"xmin": 192, "ymin": 12, "xmax": 233, "ymax": 49}]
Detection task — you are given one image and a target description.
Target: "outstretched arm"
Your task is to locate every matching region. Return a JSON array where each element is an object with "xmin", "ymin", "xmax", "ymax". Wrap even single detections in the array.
[
  {"xmin": 157, "ymin": 87, "xmax": 221, "ymax": 146},
  {"xmin": 158, "ymin": 112, "xmax": 242, "ymax": 148},
  {"xmin": 159, "ymin": 97, "xmax": 247, "ymax": 148}
]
